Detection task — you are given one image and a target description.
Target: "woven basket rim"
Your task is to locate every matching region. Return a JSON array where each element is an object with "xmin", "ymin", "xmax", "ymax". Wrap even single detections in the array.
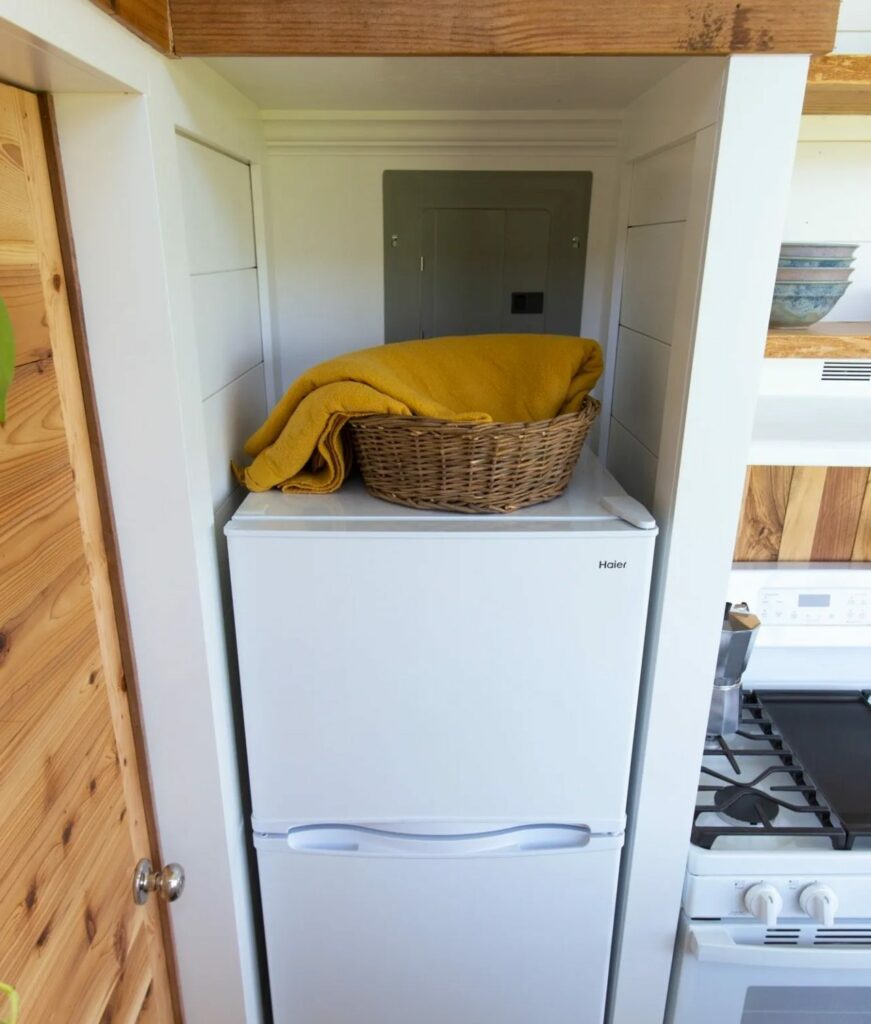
[
  {"xmin": 348, "ymin": 394, "xmax": 600, "ymax": 513},
  {"xmin": 349, "ymin": 395, "xmax": 601, "ymax": 432}
]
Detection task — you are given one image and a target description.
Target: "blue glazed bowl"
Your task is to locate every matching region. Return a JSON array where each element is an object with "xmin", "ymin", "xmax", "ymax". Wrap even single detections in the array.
[
  {"xmin": 780, "ymin": 243, "xmax": 858, "ymax": 259},
  {"xmin": 769, "ymin": 281, "xmax": 851, "ymax": 328},
  {"xmin": 779, "ymin": 257, "xmax": 855, "ymax": 268}
]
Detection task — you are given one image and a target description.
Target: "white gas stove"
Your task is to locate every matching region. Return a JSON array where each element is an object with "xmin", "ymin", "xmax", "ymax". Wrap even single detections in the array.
[{"xmin": 667, "ymin": 565, "xmax": 871, "ymax": 1024}]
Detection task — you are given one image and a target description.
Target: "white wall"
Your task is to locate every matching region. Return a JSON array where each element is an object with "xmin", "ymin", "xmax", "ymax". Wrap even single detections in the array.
[
  {"xmin": 605, "ymin": 140, "xmax": 695, "ymax": 508},
  {"xmin": 262, "ymin": 113, "xmax": 621, "ymax": 389},
  {"xmin": 178, "ymin": 135, "xmax": 269, "ymax": 513},
  {"xmin": 0, "ymin": 2, "xmax": 273, "ymax": 1018},
  {"xmin": 783, "ymin": 118, "xmax": 871, "ymax": 323},
  {"xmin": 834, "ymin": 0, "xmax": 871, "ymax": 52}
]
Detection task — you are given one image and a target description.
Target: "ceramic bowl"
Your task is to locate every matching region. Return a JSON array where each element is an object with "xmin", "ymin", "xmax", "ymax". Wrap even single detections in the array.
[
  {"xmin": 780, "ymin": 243, "xmax": 858, "ymax": 259},
  {"xmin": 775, "ymin": 267, "xmax": 853, "ymax": 282},
  {"xmin": 779, "ymin": 256, "xmax": 855, "ymax": 269},
  {"xmin": 769, "ymin": 281, "xmax": 851, "ymax": 328}
]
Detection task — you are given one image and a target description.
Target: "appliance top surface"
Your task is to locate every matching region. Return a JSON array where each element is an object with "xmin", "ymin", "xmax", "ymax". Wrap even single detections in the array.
[
  {"xmin": 690, "ymin": 691, "xmax": 871, "ymax": 859},
  {"xmin": 229, "ymin": 449, "xmax": 655, "ymax": 532}
]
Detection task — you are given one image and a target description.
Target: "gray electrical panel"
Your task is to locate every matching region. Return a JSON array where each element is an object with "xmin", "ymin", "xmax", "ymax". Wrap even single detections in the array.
[{"xmin": 384, "ymin": 170, "xmax": 592, "ymax": 343}]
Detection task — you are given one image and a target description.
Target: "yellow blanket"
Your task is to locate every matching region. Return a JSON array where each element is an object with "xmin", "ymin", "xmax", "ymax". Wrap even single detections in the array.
[{"xmin": 234, "ymin": 333, "xmax": 603, "ymax": 493}]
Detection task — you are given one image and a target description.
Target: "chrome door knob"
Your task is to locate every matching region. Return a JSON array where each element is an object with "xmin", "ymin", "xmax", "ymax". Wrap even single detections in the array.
[{"xmin": 133, "ymin": 858, "xmax": 186, "ymax": 905}]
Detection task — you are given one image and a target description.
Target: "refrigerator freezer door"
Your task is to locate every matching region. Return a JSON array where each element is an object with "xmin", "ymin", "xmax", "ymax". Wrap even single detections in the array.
[
  {"xmin": 228, "ymin": 529, "xmax": 655, "ymax": 829},
  {"xmin": 255, "ymin": 828, "xmax": 622, "ymax": 1024}
]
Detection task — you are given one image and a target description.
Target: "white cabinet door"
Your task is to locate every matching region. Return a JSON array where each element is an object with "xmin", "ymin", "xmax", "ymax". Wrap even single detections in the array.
[{"xmin": 256, "ymin": 827, "xmax": 622, "ymax": 1024}]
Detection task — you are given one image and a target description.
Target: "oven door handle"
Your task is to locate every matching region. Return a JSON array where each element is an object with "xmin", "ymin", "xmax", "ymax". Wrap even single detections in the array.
[{"xmin": 689, "ymin": 926, "xmax": 871, "ymax": 970}]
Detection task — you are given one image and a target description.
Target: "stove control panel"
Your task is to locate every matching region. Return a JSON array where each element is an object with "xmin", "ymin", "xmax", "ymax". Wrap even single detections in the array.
[
  {"xmin": 684, "ymin": 873, "xmax": 871, "ymax": 921},
  {"xmin": 758, "ymin": 586, "xmax": 871, "ymax": 626}
]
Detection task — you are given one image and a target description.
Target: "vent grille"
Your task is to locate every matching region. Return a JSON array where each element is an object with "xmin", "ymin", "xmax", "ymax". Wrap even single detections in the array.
[
  {"xmin": 821, "ymin": 360, "xmax": 871, "ymax": 381},
  {"xmin": 814, "ymin": 928, "xmax": 871, "ymax": 946},
  {"xmin": 762, "ymin": 928, "xmax": 871, "ymax": 947},
  {"xmin": 764, "ymin": 928, "xmax": 800, "ymax": 945}
]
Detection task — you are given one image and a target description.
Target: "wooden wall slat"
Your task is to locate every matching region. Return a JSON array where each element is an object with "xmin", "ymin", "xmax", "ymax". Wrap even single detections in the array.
[
  {"xmin": 854, "ymin": 475, "xmax": 871, "ymax": 561},
  {"xmin": 733, "ymin": 466, "xmax": 794, "ymax": 561},
  {"xmin": 0, "ymin": 362, "xmax": 82, "ymax": 623},
  {"xmin": 97, "ymin": 923, "xmax": 155, "ymax": 1024},
  {"xmin": 735, "ymin": 465, "xmax": 871, "ymax": 563},
  {"xmin": 0, "ymin": 561, "xmax": 100, "ymax": 797},
  {"xmin": 811, "ymin": 467, "xmax": 869, "ymax": 561},
  {"xmin": 779, "ymin": 466, "xmax": 827, "ymax": 561},
  {"xmin": 0, "ymin": 94, "xmax": 37, "ymax": 245},
  {"xmin": 167, "ymin": 0, "xmax": 839, "ymax": 56},
  {"xmin": 0, "ymin": 267, "xmax": 53, "ymax": 366}
]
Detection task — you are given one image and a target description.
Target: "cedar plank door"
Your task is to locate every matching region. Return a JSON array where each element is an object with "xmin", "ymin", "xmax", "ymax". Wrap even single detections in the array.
[{"xmin": 0, "ymin": 84, "xmax": 177, "ymax": 1022}]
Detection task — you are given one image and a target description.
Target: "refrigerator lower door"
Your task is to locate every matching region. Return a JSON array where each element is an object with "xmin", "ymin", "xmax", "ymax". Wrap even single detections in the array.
[{"xmin": 255, "ymin": 824, "xmax": 623, "ymax": 1024}]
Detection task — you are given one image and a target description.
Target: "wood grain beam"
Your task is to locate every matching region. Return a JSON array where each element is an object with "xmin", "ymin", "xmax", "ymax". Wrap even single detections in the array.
[
  {"xmin": 168, "ymin": 0, "xmax": 839, "ymax": 57},
  {"xmin": 804, "ymin": 54, "xmax": 871, "ymax": 114},
  {"xmin": 88, "ymin": 0, "xmax": 172, "ymax": 54}
]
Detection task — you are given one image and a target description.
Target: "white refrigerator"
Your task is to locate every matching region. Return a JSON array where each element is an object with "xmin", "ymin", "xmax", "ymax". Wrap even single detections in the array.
[{"xmin": 226, "ymin": 452, "xmax": 657, "ymax": 1024}]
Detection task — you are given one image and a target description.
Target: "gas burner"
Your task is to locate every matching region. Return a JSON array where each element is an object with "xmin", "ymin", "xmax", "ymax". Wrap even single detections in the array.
[
  {"xmin": 714, "ymin": 785, "xmax": 780, "ymax": 826},
  {"xmin": 691, "ymin": 692, "xmax": 849, "ymax": 850}
]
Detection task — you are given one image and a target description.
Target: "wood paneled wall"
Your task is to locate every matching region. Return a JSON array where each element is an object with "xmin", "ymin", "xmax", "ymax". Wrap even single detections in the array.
[{"xmin": 735, "ymin": 466, "xmax": 871, "ymax": 562}]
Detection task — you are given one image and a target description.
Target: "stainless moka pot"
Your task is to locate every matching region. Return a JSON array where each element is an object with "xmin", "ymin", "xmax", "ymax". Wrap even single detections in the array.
[{"xmin": 707, "ymin": 602, "xmax": 760, "ymax": 737}]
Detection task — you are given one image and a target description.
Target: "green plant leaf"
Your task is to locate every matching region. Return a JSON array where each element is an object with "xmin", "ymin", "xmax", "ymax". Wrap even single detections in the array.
[{"xmin": 0, "ymin": 296, "xmax": 14, "ymax": 424}]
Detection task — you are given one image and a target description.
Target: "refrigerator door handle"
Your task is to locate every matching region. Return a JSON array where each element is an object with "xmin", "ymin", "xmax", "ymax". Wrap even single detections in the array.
[{"xmin": 284, "ymin": 823, "xmax": 593, "ymax": 857}]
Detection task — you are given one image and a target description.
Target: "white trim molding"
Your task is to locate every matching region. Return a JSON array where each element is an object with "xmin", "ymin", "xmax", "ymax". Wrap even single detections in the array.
[{"xmin": 260, "ymin": 109, "xmax": 622, "ymax": 156}]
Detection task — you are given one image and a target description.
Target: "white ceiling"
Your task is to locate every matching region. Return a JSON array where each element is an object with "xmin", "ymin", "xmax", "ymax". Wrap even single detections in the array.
[{"xmin": 205, "ymin": 56, "xmax": 685, "ymax": 112}]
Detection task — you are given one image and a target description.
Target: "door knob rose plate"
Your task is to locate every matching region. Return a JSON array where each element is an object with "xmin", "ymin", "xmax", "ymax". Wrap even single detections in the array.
[{"xmin": 133, "ymin": 858, "xmax": 185, "ymax": 905}]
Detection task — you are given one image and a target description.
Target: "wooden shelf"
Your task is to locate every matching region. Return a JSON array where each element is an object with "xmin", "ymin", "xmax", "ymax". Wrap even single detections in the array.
[
  {"xmin": 766, "ymin": 323, "xmax": 871, "ymax": 359},
  {"xmin": 804, "ymin": 55, "xmax": 871, "ymax": 115}
]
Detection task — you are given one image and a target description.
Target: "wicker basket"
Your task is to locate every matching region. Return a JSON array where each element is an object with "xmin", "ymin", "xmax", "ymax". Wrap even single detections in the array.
[{"xmin": 348, "ymin": 396, "xmax": 600, "ymax": 514}]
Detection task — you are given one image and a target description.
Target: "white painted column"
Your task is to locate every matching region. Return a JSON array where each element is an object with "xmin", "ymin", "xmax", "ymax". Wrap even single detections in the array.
[{"xmin": 609, "ymin": 55, "xmax": 810, "ymax": 1024}]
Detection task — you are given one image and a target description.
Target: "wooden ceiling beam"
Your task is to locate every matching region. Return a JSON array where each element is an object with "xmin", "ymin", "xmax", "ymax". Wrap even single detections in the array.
[
  {"xmin": 166, "ymin": 0, "xmax": 838, "ymax": 57},
  {"xmin": 88, "ymin": 0, "xmax": 173, "ymax": 54},
  {"xmin": 804, "ymin": 55, "xmax": 871, "ymax": 114}
]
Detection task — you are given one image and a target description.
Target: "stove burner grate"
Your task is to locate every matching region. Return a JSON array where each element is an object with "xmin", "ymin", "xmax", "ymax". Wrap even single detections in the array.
[
  {"xmin": 691, "ymin": 692, "xmax": 848, "ymax": 850},
  {"xmin": 714, "ymin": 785, "xmax": 780, "ymax": 826}
]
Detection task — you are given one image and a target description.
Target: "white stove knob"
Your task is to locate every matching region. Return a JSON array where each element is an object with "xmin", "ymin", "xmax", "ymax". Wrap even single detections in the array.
[
  {"xmin": 800, "ymin": 883, "xmax": 839, "ymax": 927},
  {"xmin": 744, "ymin": 883, "xmax": 783, "ymax": 926}
]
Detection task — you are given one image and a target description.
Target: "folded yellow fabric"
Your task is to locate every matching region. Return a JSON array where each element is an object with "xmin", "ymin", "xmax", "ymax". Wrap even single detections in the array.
[{"xmin": 233, "ymin": 333, "xmax": 603, "ymax": 493}]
